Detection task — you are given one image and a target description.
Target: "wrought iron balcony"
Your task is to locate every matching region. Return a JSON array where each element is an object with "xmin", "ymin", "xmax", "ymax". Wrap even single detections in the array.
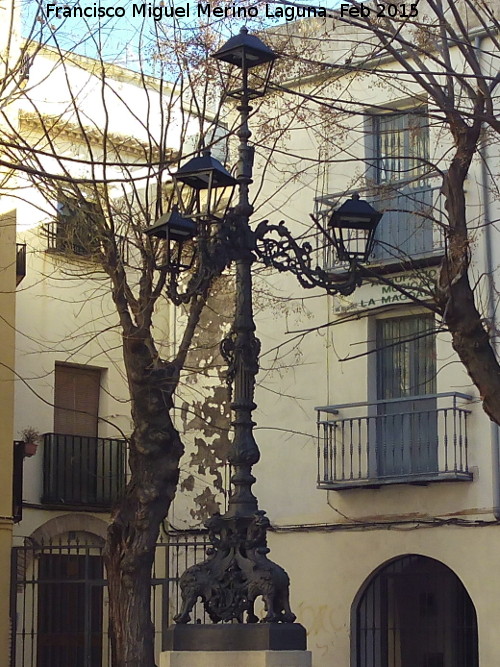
[
  {"xmin": 316, "ymin": 393, "xmax": 473, "ymax": 490},
  {"xmin": 42, "ymin": 433, "xmax": 127, "ymax": 509},
  {"xmin": 44, "ymin": 220, "xmax": 94, "ymax": 256},
  {"xmin": 16, "ymin": 242, "xmax": 26, "ymax": 285},
  {"xmin": 315, "ymin": 180, "xmax": 445, "ymax": 273}
]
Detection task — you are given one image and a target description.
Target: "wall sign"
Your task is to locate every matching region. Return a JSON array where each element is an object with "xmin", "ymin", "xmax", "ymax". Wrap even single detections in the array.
[{"xmin": 333, "ymin": 267, "xmax": 438, "ymax": 315}]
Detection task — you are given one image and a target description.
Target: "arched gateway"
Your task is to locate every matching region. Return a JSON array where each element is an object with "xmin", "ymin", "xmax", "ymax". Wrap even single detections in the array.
[{"xmin": 353, "ymin": 554, "xmax": 478, "ymax": 667}]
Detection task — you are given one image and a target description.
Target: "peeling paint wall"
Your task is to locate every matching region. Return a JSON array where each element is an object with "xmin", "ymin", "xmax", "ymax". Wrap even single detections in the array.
[{"xmin": 172, "ymin": 277, "xmax": 234, "ymax": 526}]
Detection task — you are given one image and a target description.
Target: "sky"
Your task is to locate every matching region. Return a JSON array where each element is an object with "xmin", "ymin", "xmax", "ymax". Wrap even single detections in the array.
[{"xmin": 24, "ymin": 0, "xmax": 341, "ymax": 73}]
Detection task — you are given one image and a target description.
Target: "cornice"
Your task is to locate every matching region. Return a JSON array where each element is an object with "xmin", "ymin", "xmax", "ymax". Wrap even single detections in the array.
[{"xmin": 19, "ymin": 109, "xmax": 173, "ymax": 161}]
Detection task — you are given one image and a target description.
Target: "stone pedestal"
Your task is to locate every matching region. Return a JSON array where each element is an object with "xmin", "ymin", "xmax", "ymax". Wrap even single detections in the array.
[
  {"xmin": 161, "ymin": 624, "xmax": 311, "ymax": 667},
  {"xmin": 160, "ymin": 649, "xmax": 312, "ymax": 667}
]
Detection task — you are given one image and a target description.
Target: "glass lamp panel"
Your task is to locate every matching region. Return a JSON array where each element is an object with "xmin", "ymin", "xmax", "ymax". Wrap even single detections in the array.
[
  {"xmin": 223, "ymin": 60, "xmax": 274, "ymax": 99},
  {"xmin": 211, "ymin": 183, "xmax": 236, "ymax": 221},
  {"xmin": 175, "ymin": 178, "xmax": 235, "ymax": 222},
  {"xmin": 247, "ymin": 60, "xmax": 274, "ymax": 98},
  {"xmin": 336, "ymin": 227, "xmax": 371, "ymax": 261},
  {"xmin": 174, "ymin": 181, "xmax": 197, "ymax": 218},
  {"xmin": 194, "ymin": 188, "xmax": 210, "ymax": 220}
]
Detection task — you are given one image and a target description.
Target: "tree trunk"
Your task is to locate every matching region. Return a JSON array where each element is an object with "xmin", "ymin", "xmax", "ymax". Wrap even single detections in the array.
[
  {"xmin": 104, "ymin": 334, "xmax": 183, "ymax": 667},
  {"xmin": 438, "ymin": 129, "xmax": 500, "ymax": 425}
]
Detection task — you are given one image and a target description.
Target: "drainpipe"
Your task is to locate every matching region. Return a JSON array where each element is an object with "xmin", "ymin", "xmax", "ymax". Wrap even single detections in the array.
[{"xmin": 475, "ymin": 35, "xmax": 500, "ymax": 519}]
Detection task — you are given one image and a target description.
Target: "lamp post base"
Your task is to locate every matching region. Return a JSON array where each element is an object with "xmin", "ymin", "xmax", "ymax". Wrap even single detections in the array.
[
  {"xmin": 164, "ymin": 623, "xmax": 307, "ymax": 651},
  {"xmin": 160, "ymin": 650, "xmax": 312, "ymax": 667}
]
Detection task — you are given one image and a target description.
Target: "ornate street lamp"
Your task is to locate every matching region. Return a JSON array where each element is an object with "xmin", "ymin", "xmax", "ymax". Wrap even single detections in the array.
[
  {"xmin": 145, "ymin": 206, "xmax": 197, "ymax": 274},
  {"xmin": 167, "ymin": 29, "xmax": 302, "ymax": 648},
  {"xmin": 212, "ymin": 26, "xmax": 278, "ymax": 99},
  {"xmin": 329, "ymin": 193, "xmax": 382, "ymax": 262},
  {"xmin": 163, "ymin": 29, "xmax": 384, "ymax": 654}
]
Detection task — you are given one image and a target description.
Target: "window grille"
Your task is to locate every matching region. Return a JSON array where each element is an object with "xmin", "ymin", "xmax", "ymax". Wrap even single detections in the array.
[
  {"xmin": 373, "ymin": 109, "xmax": 429, "ymax": 185},
  {"xmin": 10, "ymin": 532, "xmax": 212, "ymax": 667}
]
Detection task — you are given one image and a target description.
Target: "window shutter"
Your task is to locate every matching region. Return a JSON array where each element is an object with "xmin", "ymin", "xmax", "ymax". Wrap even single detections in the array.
[{"xmin": 54, "ymin": 364, "xmax": 100, "ymax": 437}]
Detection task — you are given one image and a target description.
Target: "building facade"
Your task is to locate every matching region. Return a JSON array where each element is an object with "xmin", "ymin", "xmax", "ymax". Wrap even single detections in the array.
[
  {"xmin": 243, "ymin": 10, "xmax": 500, "ymax": 666},
  {"xmin": 0, "ymin": 0, "xmax": 24, "ymax": 662},
  {"xmin": 7, "ymin": 6, "xmax": 500, "ymax": 667}
]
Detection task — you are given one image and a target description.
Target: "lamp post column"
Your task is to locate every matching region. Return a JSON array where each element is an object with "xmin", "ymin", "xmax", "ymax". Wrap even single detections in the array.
[
  {"xmin": 224, "ymin": 87, "xmax": 261, "ymax": 519},
  {"xmin": 156, "ymin": 30, "xmax": 382, "ymax": 656}
]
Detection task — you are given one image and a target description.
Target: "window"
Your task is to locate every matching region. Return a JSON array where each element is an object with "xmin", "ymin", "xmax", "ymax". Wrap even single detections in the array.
[
  {"xmin": 355, "ymin": 555, "xmax": 478, "ymax": 667},
  {"xmin": 47, "ymin": 194, "xmax": 103, "ymax": 256},
  {"xmin": 184, "ymin": 123, "xmax": 229, "ymax": 164},
  {"xmin": 376, "ymin": 314, "xmax": 437, "ymax": 477},
  {"xmin": 16, "ymin": 242, "xmax": 26, "ymax": 285},
  {"xmin": 373, "ymin": 109, "xmax": 428, "ymax": 185},
  {"xmin": 370, "ymin": 109, "xmax": 440, "ymax": 262},
  {"xmin": 316, "ymin": 312, "xmax": 471, "ymax": 488},
  {"xmin": 50, "ymin": 364, "xmax": 101, "ymax": 506}
]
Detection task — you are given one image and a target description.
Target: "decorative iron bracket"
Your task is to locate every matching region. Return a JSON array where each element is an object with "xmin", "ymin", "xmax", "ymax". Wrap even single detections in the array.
[
  {"xmin": 164, "ymin": 214, "xmax": 238, "ymax": 306},
  {"xmin": 253, "ymin": 219, "xmax": 362, "ymax": 297}
]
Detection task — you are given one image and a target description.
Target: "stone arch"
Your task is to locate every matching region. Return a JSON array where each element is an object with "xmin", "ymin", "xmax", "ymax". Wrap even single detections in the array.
[{"xmin": 29, "ymin": 513, "xmax": 107, "ymax": 546}]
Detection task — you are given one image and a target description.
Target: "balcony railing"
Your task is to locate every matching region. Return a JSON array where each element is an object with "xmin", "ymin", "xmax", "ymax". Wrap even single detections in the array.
[
  {"xmin": 315, "ymin": 180, "xmax": 445, "ymax": 272},
  {"xmin": 16, "ymin": 242, "xmax": 26, "ymax": 285},
  {"xmin": 44, "ymin": 220, "xmax": 129, "ymax": 263},
  {"xmin": 44, "ymin": 220, "xmax": 94, "ymax": 256},
  {"xmin": 42, "ymin": 433, "xmax": 127, "ymax": 509},
  {"xmin": 316, "ymin": 393, "xmax": 473, "ymax": 490}
]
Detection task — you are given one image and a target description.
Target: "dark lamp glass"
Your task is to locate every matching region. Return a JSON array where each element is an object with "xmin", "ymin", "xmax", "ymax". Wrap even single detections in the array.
[
  {"xmin": 145, "ymin": 206, "xmax": 197, "ymax": 273},
  {"xmin": 145, "ymin": 206, "xmax": 197, "ymax": 241}
]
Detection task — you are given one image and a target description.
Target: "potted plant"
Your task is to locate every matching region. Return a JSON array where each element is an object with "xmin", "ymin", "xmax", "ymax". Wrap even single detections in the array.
[{"xmin": 20, "ymin": 426, "xmax": 41, "ymax": 457}]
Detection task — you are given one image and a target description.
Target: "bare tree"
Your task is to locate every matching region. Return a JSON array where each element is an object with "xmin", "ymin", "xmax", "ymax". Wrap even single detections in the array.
[
  {"xmin": 5, "ymin": 9, "xmax": 317, "ymax": 664},
  {"xmin": 4, "ymin": 28, "xmax": 233, "ymax": 667}
]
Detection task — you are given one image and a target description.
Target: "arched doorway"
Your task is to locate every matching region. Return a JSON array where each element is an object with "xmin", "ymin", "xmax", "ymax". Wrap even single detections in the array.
[{"xmin": 354, "ymin": 555, "xmax": 478, "ymax": 667}]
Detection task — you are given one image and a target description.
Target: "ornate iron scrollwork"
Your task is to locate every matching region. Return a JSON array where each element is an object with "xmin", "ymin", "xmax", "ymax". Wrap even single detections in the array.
[{"xmin": 253, "ymin": 219, "xmax": 361, "ymax": 296}]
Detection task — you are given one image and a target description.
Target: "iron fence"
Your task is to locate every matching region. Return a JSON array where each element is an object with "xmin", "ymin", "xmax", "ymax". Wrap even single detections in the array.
[
  {"xmin": 316, "ymin": 392, "xmax": 473, "ymax": 489},
  {"xmin": 10, "ymin": 531, "xmax": 211, "ymax": 667}
]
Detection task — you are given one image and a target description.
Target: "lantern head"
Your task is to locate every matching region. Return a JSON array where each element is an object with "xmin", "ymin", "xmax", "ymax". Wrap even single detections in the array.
[
  {"xmin": 145, "ymin": 206, "xmax": 197, "ymax": 273},
  {"xmin": 172, "ymin": 150, "xmax": 237, "ymax": 223},
  {"xmin": 329, "ymin": 194, "xmax": 382, "ymax": 263},
  {"xmin": 211, "ymin": 27, "xmax": 278, "ymax": 99}
]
